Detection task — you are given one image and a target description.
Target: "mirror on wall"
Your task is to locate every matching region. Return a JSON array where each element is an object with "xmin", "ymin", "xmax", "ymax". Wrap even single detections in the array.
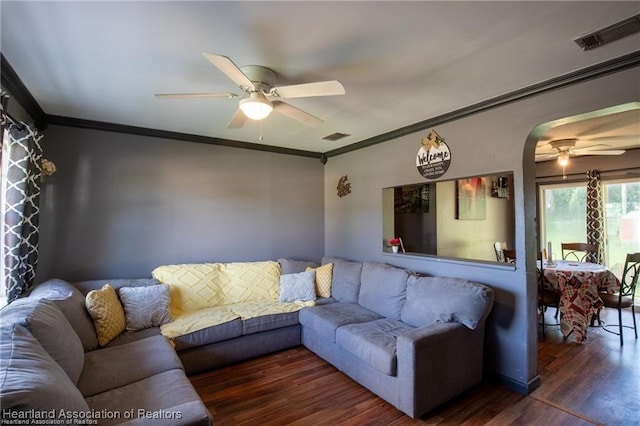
[{"xmin": 382, "ymin": 172, "xmax": 515, "ymax": 263}]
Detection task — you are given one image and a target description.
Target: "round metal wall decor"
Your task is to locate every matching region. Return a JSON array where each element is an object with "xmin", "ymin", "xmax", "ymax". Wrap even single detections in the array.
[{"xmin": 416, "ymin": 129, "xmax": 451, "ymax": 180}]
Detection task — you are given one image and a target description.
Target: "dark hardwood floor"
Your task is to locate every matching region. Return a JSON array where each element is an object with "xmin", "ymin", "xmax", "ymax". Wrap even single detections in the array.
[{"xmin": 190, "ymin": 307, "xmax": 639, "ymax": 425}]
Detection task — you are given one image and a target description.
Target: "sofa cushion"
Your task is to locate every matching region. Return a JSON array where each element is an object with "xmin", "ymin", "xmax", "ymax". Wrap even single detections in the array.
[
  {"xmin": 105, "ymin": 327, "xmax": 162, "ymax": 348},
  {"xmin": 298, "ymin": 302, "xmax": 382, "ymax": 342},
  {"xmin": 172, "ymin": 317, "xmax": 243, "ymax": 351},
  {"xmin": 307, "ymin": 263, "xmax": 333, "ymax": 298},
  {"xmin": 358, "ymin": 261, "xmax": 408, "ymax": 320},
  {"xmin": 0, "ymin": 298, "xmax": 84, "ymax": 384},
  {"xmin": 335, "ymin": 318, "xmax": 414, "ymax": 376},
  {"xmin": 0, "ymin": 324, "xmax": 90, "ymax": 417},
  {"xmin": 242, "ymin": 311, "xmax": 300, "ymax": 335},
  {"xmin": 119, "ymin": 284, "xmax": 173, "ymax": 331},
  {"xmin": 73, "ymin": 278, "xmax": 161, "ymax": 295},
  {"xmin": 322, "ymin": 257, "xmax": 362, "ymax": 304},
  {"xmin": 28, "ymin": 278, "xmax": 99, "ymax": 351},
  {"xmin": 85, "ymin": 368, "xmax": 211, "ymax": 426},
  {"xmin": 77, "ymin": 335, "xmax": 184, "ymax": 397},
  {"xmin": 278, "ymin": 258, "xmax": 319, "ymax": 274},
  {"xmin": 279, "ymin": 270, "xmax": 317, "ymax": 302},
  {"xmin": 160, "ymin": 305, "xmax": 240, "ymax": 340},
  {"xmin": 86, "ymin": 283, "xmax": 127, "ymax": 346},
  {"xmin": 401, "ymin": 276, "xmax": 494, "ymax": 330}
]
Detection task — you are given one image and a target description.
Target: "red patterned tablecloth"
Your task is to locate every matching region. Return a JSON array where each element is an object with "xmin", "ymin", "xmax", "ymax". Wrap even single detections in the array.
[{"xmin": 541, "ymin": 260, "xmax": 620, "ymax": 343}]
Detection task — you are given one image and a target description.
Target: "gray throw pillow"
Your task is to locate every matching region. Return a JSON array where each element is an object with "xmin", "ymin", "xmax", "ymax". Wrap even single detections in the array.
[
  {"xmin": 279, "ymin": 270, "xmax": 317, "ymax": 303},
  {"xmin": 118, "ymin": 284, "xmax": 173, "ymax": 331}
]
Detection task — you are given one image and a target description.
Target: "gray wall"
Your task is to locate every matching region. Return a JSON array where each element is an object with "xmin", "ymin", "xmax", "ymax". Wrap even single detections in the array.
[
  {"xmin": 36, "ymin": 126, "xmax": 325, "ymax": 282},
  {"xmin": 323, "ymin": 67, "xmax": 640, "ymax": 392}
]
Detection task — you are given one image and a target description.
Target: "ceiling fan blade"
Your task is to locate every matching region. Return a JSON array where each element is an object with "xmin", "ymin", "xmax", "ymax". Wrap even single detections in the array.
[
  {"xmin": 270, "ymin": 80, "xmax": 345, "ymax": 99},
  {"xmin": 573, "ymin": 149, "xmax": 626, "ymax": 156},
  {"xmin": 272, "ymin": 101, "xmax": 323, "ymax": 126},
  {"xmin": 535, "ymin": 153, "xmax": 558, "ymax": 160},
  {"xmin": 227, "ymin": 109, "xmax": 248, "ymax": 129},
  {"xmin": 155, "ymin": 92, "xmax": 237, "ymax": 99},
  {"xmin": 203, "ymin": 53, "xmax": 255, "ymax": 90}
]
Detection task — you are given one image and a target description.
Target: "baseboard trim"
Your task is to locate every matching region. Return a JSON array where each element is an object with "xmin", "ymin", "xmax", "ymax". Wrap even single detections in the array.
[{"xmin": 495, "ymin": 373, "xmax": 541, "ymax": 395}]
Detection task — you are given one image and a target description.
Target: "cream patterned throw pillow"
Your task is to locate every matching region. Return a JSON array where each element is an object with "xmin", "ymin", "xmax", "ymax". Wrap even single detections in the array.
[
  {"xmin": 85, "ymin": 284, "xmax": 126, "ymax": 346},
  {"xmin": 307, "ymin": 263, "xmax": 333, "ymax": 298}
]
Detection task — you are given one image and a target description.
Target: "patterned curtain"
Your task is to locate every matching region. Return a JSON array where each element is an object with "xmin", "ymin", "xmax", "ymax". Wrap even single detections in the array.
[
  {"xmin": 2, "ymin": 123, "xmax": 43, "ymax": 302},
  {"xmin": 586, "ymin": 170, "xmax": 605, "ymax": 264}
]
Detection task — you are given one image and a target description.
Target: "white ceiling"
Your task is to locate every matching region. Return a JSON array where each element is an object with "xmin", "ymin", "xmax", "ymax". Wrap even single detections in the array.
[{"xmin": 1, "ymin": 1, "xmax": 639, "ymax": 154}]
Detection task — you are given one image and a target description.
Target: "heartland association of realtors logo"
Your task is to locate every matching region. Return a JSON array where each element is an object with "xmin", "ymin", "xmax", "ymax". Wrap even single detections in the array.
[{"xmin": 416, "ymin": 129, "xmax": 451, "ymax": 179}]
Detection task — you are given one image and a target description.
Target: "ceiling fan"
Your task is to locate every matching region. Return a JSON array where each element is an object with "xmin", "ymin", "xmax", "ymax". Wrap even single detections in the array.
[
  {"xmin": 155, "ymin": 53, "xmax": 345, "ymax": 129},
  {"xmin": 535, "ymin": 138, "xmax": 626, "ymax": 166}
]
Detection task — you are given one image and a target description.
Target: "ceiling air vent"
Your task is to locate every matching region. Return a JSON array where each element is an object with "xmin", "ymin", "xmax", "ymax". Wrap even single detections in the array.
[
  {"xmin": 322, "ymin": 132, "xmax": 350, "ymax": 141},
  {"xmin": 574, "ymin": 13, "xmax": 640, "ymax": 51}
]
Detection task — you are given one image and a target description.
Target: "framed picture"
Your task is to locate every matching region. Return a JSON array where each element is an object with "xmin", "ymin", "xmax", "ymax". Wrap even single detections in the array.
[{"xmin": 456, "ymin": 177, "xmax": 487, "ymax": 220}]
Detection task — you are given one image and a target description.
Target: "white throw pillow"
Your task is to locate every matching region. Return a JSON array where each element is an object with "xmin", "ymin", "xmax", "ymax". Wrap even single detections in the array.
[{"xmin": 279, "ymin": 270, "xmax": 317, "ymax": 303}]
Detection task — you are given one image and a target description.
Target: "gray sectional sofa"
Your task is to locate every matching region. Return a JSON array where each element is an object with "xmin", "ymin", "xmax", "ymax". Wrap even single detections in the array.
[{"xmin": 0, "ymin": 256, "xmax": 494, "ymax": 423}]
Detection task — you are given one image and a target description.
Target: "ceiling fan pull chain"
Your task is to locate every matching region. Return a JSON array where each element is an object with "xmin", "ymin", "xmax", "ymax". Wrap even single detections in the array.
[{"xmin": 259, "ymin": 120, "xmax": 264, "ymax": 142}]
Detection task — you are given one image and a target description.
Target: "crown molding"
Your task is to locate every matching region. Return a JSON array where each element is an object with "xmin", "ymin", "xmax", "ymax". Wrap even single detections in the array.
[
  {"xmin": 45, "ymin": 115, "xmax": 322, "ymax": 159},
  {"xmin": 1, "ymin": 54, "xmax": 47, "ymax": 130},
  {"xmin": 324, "ymin": 50, "xmax": 640, "ymax": 158}
]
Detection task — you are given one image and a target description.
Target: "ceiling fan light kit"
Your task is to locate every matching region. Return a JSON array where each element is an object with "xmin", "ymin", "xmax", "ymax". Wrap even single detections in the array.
[
  {"xmin": 557, "ymin": 151, "xmax": 570, "ymax": 167},
  {"xmin": 239, "ymin": 91, "xmax": 273, "ymax": 120}
]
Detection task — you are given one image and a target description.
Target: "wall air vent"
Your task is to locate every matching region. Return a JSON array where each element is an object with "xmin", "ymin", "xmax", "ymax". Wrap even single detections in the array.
[
  {"xmin": 322, "ymin": 132, "xmax": 351, "ymax": 141},
  {"xmin": 574, "ymin": 13, "xmax": 640, "ymax": 51}
]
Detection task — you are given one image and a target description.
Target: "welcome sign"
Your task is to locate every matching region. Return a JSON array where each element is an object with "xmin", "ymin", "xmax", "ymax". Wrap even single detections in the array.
[{"xmin": 416, "ymin": 129, "xmax": 451, "ymax": 179}]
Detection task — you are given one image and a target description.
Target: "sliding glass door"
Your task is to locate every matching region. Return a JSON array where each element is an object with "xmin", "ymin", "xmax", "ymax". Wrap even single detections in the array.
[{"xmin": 540, "ymin": 179, "xmax": 640, "ymax": 277}]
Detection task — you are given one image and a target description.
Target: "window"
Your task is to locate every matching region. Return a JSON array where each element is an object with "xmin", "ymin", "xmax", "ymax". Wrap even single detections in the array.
[{"xmin": 540, "ymin": 178, "xmax": 640, "ymax": 277}]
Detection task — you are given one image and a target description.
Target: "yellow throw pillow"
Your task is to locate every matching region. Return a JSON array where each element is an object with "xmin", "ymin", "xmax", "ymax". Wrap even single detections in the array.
[
  {"xmin": 85, "ymin": 284, "xmax": 126, "ymax": 346},
  {"xmin": 307, "ymin": 263, "xmax": 333, "ymax": 298}
]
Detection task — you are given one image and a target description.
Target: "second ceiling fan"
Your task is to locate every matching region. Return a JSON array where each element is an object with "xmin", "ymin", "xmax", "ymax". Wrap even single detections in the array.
[{"xmin": 156, "ymin": 53, "xmax": 345, "ymax": 129}]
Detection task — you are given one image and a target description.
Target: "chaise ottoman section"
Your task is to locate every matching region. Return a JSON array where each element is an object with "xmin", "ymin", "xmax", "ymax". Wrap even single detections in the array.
[
  {"xmin": 335, "ymin": 318, "xmax": 415, "ymax": 376},
  {"xmin": 298, "ymin": 302, "xmax": 382, "ymax": 342},
  {"xmin": 84, "ymin": 369, "xmax": 211, "ymax": 426}
]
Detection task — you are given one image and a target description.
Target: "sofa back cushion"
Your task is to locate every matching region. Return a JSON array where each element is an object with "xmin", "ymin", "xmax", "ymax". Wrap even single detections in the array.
[
  {"xmin": 0, "ymin": 298, "xmax": 85, "ymax": 384},
  {"xmin": 153, "ymin": 261, "xmax": 281, "ymax": 315},
  {"xmin": 358, "ymin": 261, "xmax": 408, "ymax": 320},
  {"xmin": 278, "ymin": 258, "xmax": 319, "ymax": 274},
  {"xmin": 72, "ymin": 278, "xmax": 161, "ymax": 295},
  {"xmin": 401, "ymin": 276, "xmax": 494, "ymax": 330},
  {"xmin": 28, "ymin": 278, "xmax": 99, "ymax": 351},
  {"xmin": 322, "ymin": 257, "xmax": 362, "ymax": 304},
  {"xmin": 0, "ymin": 324, "xmax": 90, "ymax": 416}
]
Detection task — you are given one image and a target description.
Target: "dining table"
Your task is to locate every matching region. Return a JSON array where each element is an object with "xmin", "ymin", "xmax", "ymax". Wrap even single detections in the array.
[{"xmin": 539, "ymin": 259, "xmax": 621, "ymax": 343}]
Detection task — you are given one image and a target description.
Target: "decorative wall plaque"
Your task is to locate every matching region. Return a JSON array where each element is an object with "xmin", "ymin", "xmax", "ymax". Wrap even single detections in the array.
[
  {"xmin": 337, "ymin": 175, "xmax": 351, "ymax": 197},
  {"xmin": 416, "ymin": 129, "xmax": 451, "ymax": 180}
]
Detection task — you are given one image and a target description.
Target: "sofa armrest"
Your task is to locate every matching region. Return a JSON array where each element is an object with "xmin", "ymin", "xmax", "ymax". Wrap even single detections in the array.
[{"xmin": 396, "ymin": 322, "xmax": 486, "ymax": 418}]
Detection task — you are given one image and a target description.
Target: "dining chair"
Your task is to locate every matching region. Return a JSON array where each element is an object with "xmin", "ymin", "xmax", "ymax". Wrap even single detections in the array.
[
  {"xmin": 502, "ymin": 249, "xmax": 516, "ymax": 263},
  {"xmin": 599, "ymin": 252, "xmax": 639, "ymax": 346},
  {"xmin": 494, "ymin": 242, "xmax": 507, "ymax": 262},
  {"xmin": 537, "ymin": 251, "xmax": 560, "ymax": 339},
  {"xmin": 561, "ymin": 242, "xmax": 599, "ymax": 263}
]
